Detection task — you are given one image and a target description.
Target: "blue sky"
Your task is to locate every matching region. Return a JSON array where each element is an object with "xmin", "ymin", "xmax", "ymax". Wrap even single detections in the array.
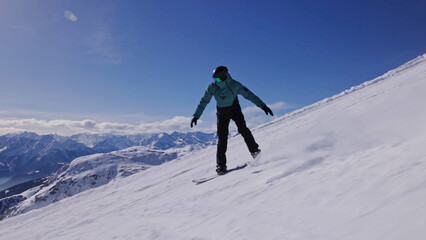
[{"xmin": 0, "ymin": 0, "xmax": 425, "ymax": 135}]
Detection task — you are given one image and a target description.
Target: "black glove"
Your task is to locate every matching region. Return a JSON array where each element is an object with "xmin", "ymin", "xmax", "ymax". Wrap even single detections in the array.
[
  {"xmin": 262, "ymin": 105, "xmax": 274, "ymax": 116},
  {"xmin": 190, "ymin": 117, "xmax": 198, "ymax": 128}
]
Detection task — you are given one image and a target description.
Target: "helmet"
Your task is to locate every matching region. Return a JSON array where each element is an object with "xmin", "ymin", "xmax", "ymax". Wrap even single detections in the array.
[{"xmin": 212, "ymin": 66, "xmax": 228, "ymax": 81}]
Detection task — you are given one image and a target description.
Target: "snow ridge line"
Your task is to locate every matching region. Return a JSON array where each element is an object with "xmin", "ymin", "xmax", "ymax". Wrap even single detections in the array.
[{"xmin": 255, "ymin": 54, "xmax": 426, "ymax": 131}]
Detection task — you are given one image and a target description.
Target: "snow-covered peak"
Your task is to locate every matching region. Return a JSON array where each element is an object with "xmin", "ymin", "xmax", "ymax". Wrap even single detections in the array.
[
  {"xmin": 69, "ymin": 133, "xmax": 111, "ymax": 148},
  {"xmin": 4, "ymin": 131, "xmax": 40, "ymax": 140},
  {"xmin": 0, "ymin": 132, "xmax": 95, "ymax": 178}
]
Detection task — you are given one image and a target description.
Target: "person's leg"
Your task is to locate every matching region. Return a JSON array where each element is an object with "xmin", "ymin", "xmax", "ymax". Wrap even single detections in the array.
[
  {"xmin": 216, "ymin": 112, "xmax": 231, "ymax": 169},
  {"xmin": 231, "ymin": 104, "xmax": 259, "ymax": 153}
]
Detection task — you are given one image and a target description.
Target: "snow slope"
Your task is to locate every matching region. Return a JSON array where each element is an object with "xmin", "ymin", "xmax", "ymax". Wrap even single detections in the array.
[
  {"xmin": 1, "ymin": 146, "xmax": 191, "ymax": 219},
  {"xmin": 0, "ymin": 54, "xmax": 426, "ymax": 240}
]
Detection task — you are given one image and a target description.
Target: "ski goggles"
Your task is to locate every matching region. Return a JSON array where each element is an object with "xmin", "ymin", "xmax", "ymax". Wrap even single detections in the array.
[{"xmin": 213, "ymin": 77, "xmax": 222, "ymax": 83}]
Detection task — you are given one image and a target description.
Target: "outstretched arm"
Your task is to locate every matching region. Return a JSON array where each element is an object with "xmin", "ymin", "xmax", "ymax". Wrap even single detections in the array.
[
  {"xmin": 237, "ymin": 82, "xmax": 265, "ymax": 108},
  {"xmin": 238, "ymin": 82, "xmax": 273, "ymax": 116},
  {"xmin": 193, "ymin": 85, "xmax": 214, "ymax": 120}
]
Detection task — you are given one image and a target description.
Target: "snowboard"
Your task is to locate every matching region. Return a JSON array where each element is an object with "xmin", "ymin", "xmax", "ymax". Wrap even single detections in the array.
[{"xmin": 192, "ymin": 163, "xmax": 248, "ymax": 185}]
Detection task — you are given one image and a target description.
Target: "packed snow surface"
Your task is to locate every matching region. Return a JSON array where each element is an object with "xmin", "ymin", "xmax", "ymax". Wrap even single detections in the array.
[{"xmin": 1, "ymin": 54, "xmax": 426, "ymax": 239}]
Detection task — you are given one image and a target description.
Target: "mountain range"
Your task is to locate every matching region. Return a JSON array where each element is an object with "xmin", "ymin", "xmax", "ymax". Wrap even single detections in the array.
[{"xmin": 0, "ymin": 131, "xmax": 216, "ymax": 191}]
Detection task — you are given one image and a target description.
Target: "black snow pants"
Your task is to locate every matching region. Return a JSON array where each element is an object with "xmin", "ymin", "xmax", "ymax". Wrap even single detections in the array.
[{"xmin": 216, "ymin": 97, "xmax": 259, "ymax": 168}]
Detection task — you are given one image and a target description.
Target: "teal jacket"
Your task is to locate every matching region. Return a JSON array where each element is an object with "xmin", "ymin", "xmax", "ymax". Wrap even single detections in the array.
[{"xmin": 193, "ymin": 74, "xmax": 266, "ymax": 119}]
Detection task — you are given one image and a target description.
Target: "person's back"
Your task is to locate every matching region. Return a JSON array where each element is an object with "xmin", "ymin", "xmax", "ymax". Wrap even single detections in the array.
[{"xmin": 191, "ymin": 66, "xmax": 273, "ymax": 175}]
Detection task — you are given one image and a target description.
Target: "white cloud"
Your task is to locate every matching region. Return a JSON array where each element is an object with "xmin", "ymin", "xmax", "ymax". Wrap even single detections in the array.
[
  {"xmin": 0, "ymin": 116, "xmax": 211, "ymax": 136},
  {"xmin": 242, "ymin": 101, "xmax": 294, "ymax": 116},
  {"xmin": 240, "ymin": 101, "xmax": 296, "ymax": 129},
  {"xmin": 64, "ymin": 10, "xmax": 78, "ymax": 22},
  {"xmin": 0, "ymin": 108, "xmax": 157, "ymax": 124},
  {"xmin": 0, "ymin": 102, "xmax": 294, "ymax": 136}
]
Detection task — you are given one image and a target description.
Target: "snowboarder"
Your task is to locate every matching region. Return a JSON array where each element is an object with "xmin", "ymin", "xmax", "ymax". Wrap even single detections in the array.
[{"xmin": 191, "ymin": 66, "xmax": 273, "ymax": 175}]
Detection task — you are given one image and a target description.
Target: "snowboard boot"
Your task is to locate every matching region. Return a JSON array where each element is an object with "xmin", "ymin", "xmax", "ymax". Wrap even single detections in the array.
[
  {"xmin": 251, "ymin": 149, "xmax": 261, "ymax": 159},
  {"xmin": 216, "ymin": 165, "xmax": 227, "ymax": 175}
]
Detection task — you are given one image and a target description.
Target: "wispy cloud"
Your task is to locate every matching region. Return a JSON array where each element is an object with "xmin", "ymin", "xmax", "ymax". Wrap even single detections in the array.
[
  {"xmin": 0, "ymin": 116, "xmax": 191, "ymax": 135},
  {"xmin": 0, "ymin": 108, "xmax": 201, "ymax": 135},
  {"xmin": 0, "ymin": 116, "xmax": 210, "ymax": 136},
  {"xmin": 64, "ymin": 10, "xmax": 78, "ymax": 22},
  {"xmin": 85, "ymin": 24, "xmax": 122, "ymax": 64},
  {"xmin": 0, "ymin": 108, "xmax": 157, "ymax": 124}
]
